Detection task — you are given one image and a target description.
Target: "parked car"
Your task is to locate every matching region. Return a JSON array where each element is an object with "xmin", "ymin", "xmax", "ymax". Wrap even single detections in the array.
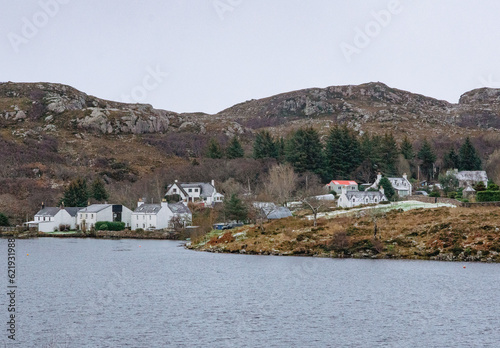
[
  {"xmin": 222, "ymin": 222, "xmax": 243, "ymax": 230},
  {"xmin": 414, "ymin": 191, "xmax": 429, "ymax": 196}
]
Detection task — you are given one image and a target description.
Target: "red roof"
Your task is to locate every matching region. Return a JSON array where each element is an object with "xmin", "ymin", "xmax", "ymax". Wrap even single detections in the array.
[{"xmin": 328, "ymin": 180, "xmax": 357, "ymax": 186}]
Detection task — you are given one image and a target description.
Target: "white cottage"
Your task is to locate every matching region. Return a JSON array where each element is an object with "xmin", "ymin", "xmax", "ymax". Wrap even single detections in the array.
[
  {"xmin": 337, "ymin": 187, "xmax": 387, "ymax": 208},
  {"xmin": 369, "ymin": 173, "xmax": 412, "ymax": 197},
  {"xmin": 76, "ymin": 204, "xmax": 132, "ymax": 230},
  {"xmin": 165, "ymin": 180, "xmax": 224, "ymax": 206},
  {"xmin": 325, "ymin": 180, "xmax": 358, "ymax": 194},
  {"xmin": 446, "ymin": 169, "xmax": 488, "ymax": 188},
  {"xmin": 29, "ymin": 205, "xmax": 81, "ymax": 232},
  {"xmin": 131, "ymin": 199, "xmax": 192, "ymax": 231}
]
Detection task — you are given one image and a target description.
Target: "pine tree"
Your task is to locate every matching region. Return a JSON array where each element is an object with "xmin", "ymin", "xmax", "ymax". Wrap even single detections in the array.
[
  {"xmin": 0, "ymin": 212, "xmax": 9, "ymax": 226},
  {"xmin": 284, "ymin": 127, "xmax": 325, "ymax": 177},
  {"xmin": 443, "ymin": 148, "xmax": 460, "ymax": 170},
  {"xmin": 417, "ymin": 139, "xmax": 436, "ymax": 181},
  {"xmin": 91, "ymin": 178, "xmax": 109, "ymax": 202},
  {"xmin": 400, "ymin": 136, "xmax": 414, "ymax": 160},
  {"xmin": 381, "ymin": 133, "xmax": 398, "ymax": 175},
  {"xmin": 459, "ymin": 137, "xmax": 481, "ymax": 170},
  {"xmin": 61, "ymin": 178, "xmax": 89, "ymax": 207},
  {"xmin": 378, "ymin": 176, "xmax": 395, "ymax": 200},
  {"xmin": 276, "ymin": 136, "xmax": 286, "ymax": 162},
  {"xmin": 224, "ymin": 194, "xmax": 248, "ymax": 222},
  {"xmin": 226, "ymin": 136, "xmax": 244, "ymax": 159},
  {"xmin": 325, "ymin": 125, "xmax": 361, "ymax": 179},
  {"xmin": 206, "ymin": 138, "xmax": 223, "ymax": 159},
  {"xmin": 253, "ymin": 131, "xmax": 277, "ymax": 159}
]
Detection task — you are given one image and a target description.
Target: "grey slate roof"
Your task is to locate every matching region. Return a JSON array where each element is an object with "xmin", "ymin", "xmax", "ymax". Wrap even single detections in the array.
[
  {"xmin": 78, "ymin": 204, "xmax": 111, "ymax": 213},
  {"xmin": 346, "ymin": 191, "xmax": 386, "ymax": 199},
  {"xmin": 266, "ymin": 207, "xmax": 293, "ymax": 220},
  {"xmin": 35, "ymin": 207, "xmax": 62, "ymax": 217},
  {"xmin": 35, "ymin": 207, "xmax": 83, "ymax": 217},
  {"xmin": 387, "ymin": 177, "xmax": 411, "ymax": 191},
  {"xmin": 134, "ymin": 204, "xmax": 162, "ymax": 214},
  {"xmin": 168, "ymin": 202, "xmax": 191, "ymax": 214},
  {"xmin": 454, "ymin": 171, "xmax": 488, "ymax": 183},
  {"xmin": 167, "ymin": 182, "xmax": 216, "ymax": 198}
]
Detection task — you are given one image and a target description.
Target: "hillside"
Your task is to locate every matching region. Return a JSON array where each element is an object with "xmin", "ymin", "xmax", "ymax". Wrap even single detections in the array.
[{"xmin": 2, "ymin": 81, "xmax": 500, "ymax": 223}]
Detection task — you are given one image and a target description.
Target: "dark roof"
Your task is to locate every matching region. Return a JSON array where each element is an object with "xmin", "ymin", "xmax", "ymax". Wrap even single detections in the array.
[
  {"xmin": 267, "ymin": 207, "xmax": 292, "ymax": 220},
  {"xmin": 166, "ymin": 182, "xmax": 217, "ymax": 198},
  {"xmin": 35, "ymin": 207, "xmax": 62, "ymax": 217},
  {"xmin": 168, "ymin": 202, "xmax": 191, "ymax": 214},
  {"xmin": 35, "ymin": 207, "xmax": 83, "ymax": 217},
  {"xmin": 134, "ymin": 204, "xmax": 162, "ymax": 214},
  {"xmin": 346, "ymin": 191, "xmax": 385, "ymax": 199}
]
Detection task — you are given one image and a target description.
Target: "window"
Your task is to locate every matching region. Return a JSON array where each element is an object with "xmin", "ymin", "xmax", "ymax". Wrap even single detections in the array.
[
  {"xmin": 188, "ymin": 189, "xmax": 192, "ymax": 193},
  {"xmin": 338, "ymin": 186, "xmax": 341, "ymax": 190},
  {"xmin": 149, "ymin": 215, "xmax": 151, "ymax": 220},
  {"xmin": 173, "ymin": 188, "xmax": 177, "ymax": 193},
  {"xmin": 91, "ymin": 214, "xmax": 94, "ymax": 219},
  {"xmin": 194, "ymin": 188, "xmax": 198, "ymax": 192}
]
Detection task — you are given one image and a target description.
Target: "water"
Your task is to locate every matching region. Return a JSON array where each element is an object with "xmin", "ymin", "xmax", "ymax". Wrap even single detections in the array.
[{"xmin": 1, "ymin": 238, "xmax": 500, "ymax": 347}]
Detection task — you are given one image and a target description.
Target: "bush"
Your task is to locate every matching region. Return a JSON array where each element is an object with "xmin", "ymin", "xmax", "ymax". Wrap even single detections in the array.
[
  {"xmin": 0, "ymin": 212, "xmax": 9, "ymax": 226},
  {"xmin": 476, "ymin": 190, "xmax": 500, "ymax": 202},
  {"xmin": 429, "ymin": 191, "xmax": 440, "ymax": 198},
  {"xmin": 95, "ymin": 221, "xmax": 125, "ymax": 231},
  {"xmin": 447, "ymin": 192, "xmax": 457, "ymax": 199},
  {"xmin": 135, "ymin": 228, "xmax": 144, "ymax": 233}
]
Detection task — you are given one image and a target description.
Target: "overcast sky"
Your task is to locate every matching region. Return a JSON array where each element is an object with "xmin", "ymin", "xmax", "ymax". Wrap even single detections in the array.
[{"xmin": 2, "ymin": 0, "xmax": 500, "ymax": 114}]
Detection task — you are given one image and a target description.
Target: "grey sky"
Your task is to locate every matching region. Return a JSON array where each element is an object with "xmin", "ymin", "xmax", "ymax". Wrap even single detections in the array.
[{"xmin": 2, "ymin": 0, "xmax": 500, "ymax": 114}]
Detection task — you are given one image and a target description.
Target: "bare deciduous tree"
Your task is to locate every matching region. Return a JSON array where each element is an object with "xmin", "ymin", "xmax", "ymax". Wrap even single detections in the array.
[{"xmin": 265, "ymin": 164, "xmax": 298, "ymax": 206}]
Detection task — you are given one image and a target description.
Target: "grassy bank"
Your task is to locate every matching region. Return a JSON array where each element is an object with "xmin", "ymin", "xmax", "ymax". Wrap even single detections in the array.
[{"xmin": 188, "ymin": 205, "xmax": 500, "ymax": 262}]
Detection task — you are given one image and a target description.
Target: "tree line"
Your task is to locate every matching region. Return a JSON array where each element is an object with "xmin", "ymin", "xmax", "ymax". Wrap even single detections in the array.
[{"xmin": 206, "ymin": 126, "xmax": 482, "ymax": 183}]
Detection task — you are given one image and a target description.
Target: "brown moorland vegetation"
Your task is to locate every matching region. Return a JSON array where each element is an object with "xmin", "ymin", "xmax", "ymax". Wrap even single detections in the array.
[{"xmin": 189, "ymin": 206, "xmax": 500, "ymax": 262}]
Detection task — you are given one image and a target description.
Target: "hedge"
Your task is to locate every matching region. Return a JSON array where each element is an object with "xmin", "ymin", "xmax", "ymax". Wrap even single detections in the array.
[
  {"xmin": 95, "ymin": 221, "xmax": 125, "ymax": 231},
  {"xmin": 476, "ymin": 190, "xmax": 500, "ymax": 202}
]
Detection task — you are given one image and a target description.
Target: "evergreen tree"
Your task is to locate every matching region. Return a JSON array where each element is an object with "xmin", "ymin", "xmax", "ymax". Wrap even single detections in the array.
[
  {"xmin": 91, "ymin": 178, "xmax": 109, "ymax": 202},
  {"xmin": 325, "ymin": 125, "xmax": 361, "ymax": 179},
  {"xmin": 0, "ymin": 212, "xmax": 9, "ymax": 226},
  {"xmin": 284, "ymin": 127, "xmax": 325, "ymax": 177},
  {"xmin": 206, "ymin": 138, "xmax": 223, "ymax": 159},
  {"xmin": 276, "ymin": 136, "xmax": 286, "ymax": 162},
  {"xmin": 253, "ymin": 131, "xmax": 277, "ymax": 159},
  {"xmin": 378, "ymin": 176, "xmax": 395, "ymax": 200},
  {"xmin": 400, "ymin": 136, "xmax": 414, "ymax": 160},
  {"xmin": 380, "ymin": 133, "xmax": 399, "ymax": 175},
  {"xmin": 224, "ymin": 194, "xmax": 248, "ymax": 222},
  {"xmin": 61, "ymin": 178, "xmax": 89, "ymax": 207},
  {"xmin": 459, "ymin": 137, "xmax": 481, "ymax": 170},
  {"xmin": 487, "ymin": 180, "xmax": 499, "ymax": 191},
  {"xmin": 226, "ymin": 136, "xmax": 244, "ymax": 159},
  {"xmin": 443, "ymin": 148, "xmax": 460, "ymax": 170},
  {"xmin": 474, "ymin": 181, "xmax": 487, "ymax": 192},
  {"xmin": 417, "ymin": 139, "xmax": 436, "ymax": 181}
]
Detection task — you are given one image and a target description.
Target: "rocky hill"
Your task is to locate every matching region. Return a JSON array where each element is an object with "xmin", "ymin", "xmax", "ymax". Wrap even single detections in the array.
[{"xmin": 3, "ymin": 81, "xmax": 500, "ymax": 138}]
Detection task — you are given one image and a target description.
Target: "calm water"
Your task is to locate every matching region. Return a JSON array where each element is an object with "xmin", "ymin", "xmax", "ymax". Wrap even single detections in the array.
[{"xmin": 1, "ymin": 238, "xmax": 499, "ymax": 347}]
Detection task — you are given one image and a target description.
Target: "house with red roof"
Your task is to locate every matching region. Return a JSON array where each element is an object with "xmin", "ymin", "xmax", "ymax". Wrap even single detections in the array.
[{"xmin": 325, "ymin": 180, "xmax": 358, "ymax": 195}]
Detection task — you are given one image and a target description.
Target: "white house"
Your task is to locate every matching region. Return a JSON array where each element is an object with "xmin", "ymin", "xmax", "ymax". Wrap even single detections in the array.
[
  {"xmin": 77, "ymin": 204, "xmax": 132, "ymax": 230},
  {"xmin": 369, "ymin": 173, "xmax": 412, "ymax": 197},
  {"xmin": 446, "ymin": 169, "xmax": 488, "ymax": 188},
  {"xmin": 325, "ymin": 180, "xmax": 358, "ymax": 194},
  {"xmin": 131, "ymin": 199, "xmax": 192, "ymax": 231},
  {"xmin": 29, "ymin": 205, "xmax": 81, "ymax": 232},
  {"xmin": 337, "ymin": 187, "xmax": 387, "ymax": 208},
  {"xmin": 165, "ymin": 180, "xmax": 224, "ymax": 206}
]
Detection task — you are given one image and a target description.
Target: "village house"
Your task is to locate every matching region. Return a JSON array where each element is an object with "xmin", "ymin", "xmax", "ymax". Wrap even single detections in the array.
[
  {"xmin": 76, "ymin": 204, "xmax": 132, "ymax": 231},
  {"xmin": 253, "ymin": 202, "xmax": 293, "ymax": 220},
  {"xmin": 28, "ymin": 204, "xmax": 81, "ymax": 232},
  {"xmin": 446, "ymin": 169, "xmax": 488, "ymax": 188},
  {"xmin": 369, "ymin": 173, "xmax": 412, "ymax": 197},
  {"xmin": 165, "ymin": 180, "xmax": 224, "ymax": 206},
  {"xmin": 337, "ymin": 187, "xmax": 388, "ymax": 208},
  {"xmin": 325, "ymin": 180, "xmax": 358, "ymax": 194},
  {"xmin": 131, "ymin": 199, "xmax": 192, "ymax": 231}
]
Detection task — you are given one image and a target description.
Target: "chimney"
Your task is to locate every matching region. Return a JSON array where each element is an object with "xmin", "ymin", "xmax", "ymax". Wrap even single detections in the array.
[
  {"xmin": 60, "ymin": 201, "xmax": 64, "ymax": 209},
  {"xmin": 175, "ymin": 179, "xmax": 178, "ymax": 183},
  {"xmin": 211, "ymin": 179, "xmax": 215, "ymax": 187},
  {"xmin": 379, "ymin": 186, "xmax": 385, "ymax": 195},
  {"xmin": 403, "ymin": 173, "xmax": 407, "ymax": 180},
  {"xmin": 87, "ymin": 200, "xmax": 90, "ymax": 207},
  {"xmin": 377, "ymin": 172, "xmax": 382, "ymax": 182},
  {"xmin": 137, "ymin": 198, "xmax": 144, "ymax": 207},
  {"xmin": 161, "ymin": 198, "xmax": 167, "ymax": 207},
  {"xmin": 41, "ymin": 202, "xmax": 45, "ymax": 210},
  {"xmin": 341, "ymin": 186, "xmax": 347, "ymax": 195}
]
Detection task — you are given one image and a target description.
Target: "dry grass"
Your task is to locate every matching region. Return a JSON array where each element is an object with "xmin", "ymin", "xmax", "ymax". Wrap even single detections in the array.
[{"xmin": 191, "ymin": 206, "xmax": 500, "ymax": 262}]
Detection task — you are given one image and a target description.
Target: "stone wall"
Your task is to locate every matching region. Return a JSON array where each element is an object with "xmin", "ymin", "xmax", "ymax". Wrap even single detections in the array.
[{"xmin": 406, "ymin": 196, "xmax": 463, "ymax": 207}]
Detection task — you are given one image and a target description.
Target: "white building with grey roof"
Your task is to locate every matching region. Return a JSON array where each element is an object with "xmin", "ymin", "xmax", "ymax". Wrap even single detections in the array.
[
  {"xmin": 77, "ymin": 204, "xmax": 132, "ymax": 231},
  {"xmin": 131, "ymin": 199, "xmax": 192, "ymax": 230},
  {"xmin": 165, "ymin": 179, "xmax": 224, "ymax": 207},
  {"xmin": 337, "ymin": 187, "xmax": 388, "ymax": 208},
  {"xmin": 369, "ymin": 173, "xmax": 412, "ymax": 197},
  {"xmin": 29, "ymin": 204, "xmax": 82, "ymax": 232}
]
